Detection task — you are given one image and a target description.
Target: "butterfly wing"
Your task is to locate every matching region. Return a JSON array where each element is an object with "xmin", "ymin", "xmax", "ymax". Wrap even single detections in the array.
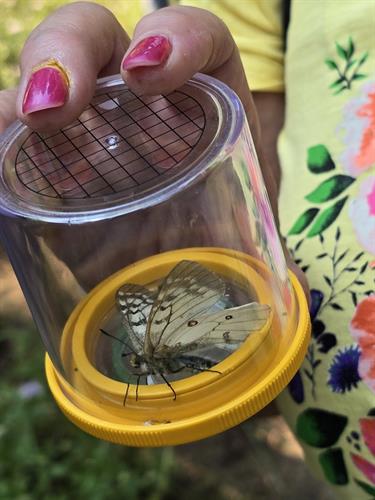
[
  {"xmin": 146, "ymin": 260, "xmax": 225, "ymax": 355},
  {"xmin": 164, "ymin": 303, "xmax": 271, "ymax": 352},
  {"xmin": 116, "ymin": 284, "xmax": 156, "ymax": 355}
]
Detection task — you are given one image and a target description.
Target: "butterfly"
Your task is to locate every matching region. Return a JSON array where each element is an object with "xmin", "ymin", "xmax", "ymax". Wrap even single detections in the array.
[{"xmin": 101, "ymin": 260, "xmax": 271, "ymax": 404}]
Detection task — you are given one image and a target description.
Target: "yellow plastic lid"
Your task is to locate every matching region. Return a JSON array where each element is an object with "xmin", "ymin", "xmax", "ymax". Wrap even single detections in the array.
[{"xmin": 45, "ymin": 247, "xmax": 310, "ymax": 446}]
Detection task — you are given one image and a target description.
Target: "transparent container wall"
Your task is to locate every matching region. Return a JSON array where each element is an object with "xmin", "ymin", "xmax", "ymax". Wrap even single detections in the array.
[{"xmin": 0, "ymin": 75, "xmax": 297, "ymax": 417}]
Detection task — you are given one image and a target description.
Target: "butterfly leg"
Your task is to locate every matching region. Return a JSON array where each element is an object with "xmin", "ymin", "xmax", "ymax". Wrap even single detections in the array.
[
  {"xmin": 135, "ymin": 375, "xmax": 142, "ymax": 401},
  {"xmin": 158, "ymin": 372, "xmax": 177, "ymax": 401},
  {"xmin": 183, "ymin": 363, "xmax": 222, "ymax": 375},
  {"xmin": 123, "ymin": 383, "xmax": 130, "ymax": 406}
]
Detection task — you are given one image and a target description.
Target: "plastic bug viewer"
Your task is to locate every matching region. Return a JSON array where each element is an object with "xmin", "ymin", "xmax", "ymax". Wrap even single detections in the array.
[{"xmin": 0, "ymin": 2, "xmax": 373, "ymax": 499}]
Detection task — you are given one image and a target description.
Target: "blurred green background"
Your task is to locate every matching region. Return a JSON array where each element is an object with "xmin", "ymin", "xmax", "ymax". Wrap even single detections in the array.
[{"xmin": 0, "ymin": 1, "xmax": 336, "ymax": 499}]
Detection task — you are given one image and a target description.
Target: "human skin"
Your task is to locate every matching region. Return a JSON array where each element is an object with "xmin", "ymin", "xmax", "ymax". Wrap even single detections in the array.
[{"xmin": 0, "ymin": 2, "xmax": 307, "ymax": 296}]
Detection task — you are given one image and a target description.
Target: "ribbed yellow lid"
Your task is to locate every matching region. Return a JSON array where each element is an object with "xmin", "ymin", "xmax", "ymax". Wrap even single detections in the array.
[{"xmin": 45, "ymin": 248, "xmax": 310, "ymax": 446}]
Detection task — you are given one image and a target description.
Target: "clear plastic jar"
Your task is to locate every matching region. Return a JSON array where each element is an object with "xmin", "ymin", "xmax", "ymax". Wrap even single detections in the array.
[{"xmin": 0, "ymin": 74, "xmax": 310, "ymax": 446}]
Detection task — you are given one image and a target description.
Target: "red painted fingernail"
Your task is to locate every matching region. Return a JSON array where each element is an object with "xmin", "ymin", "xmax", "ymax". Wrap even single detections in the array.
[
  {"xmin": 122, "ymin": 35, "xmax": 171, "ymax": 70},
  {"xmin": 22, "ymin": 65, "xmax": 69, "ymax": 115}
]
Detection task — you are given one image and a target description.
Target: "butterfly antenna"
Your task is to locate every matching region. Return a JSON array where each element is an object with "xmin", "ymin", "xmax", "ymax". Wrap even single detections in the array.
[
  {"xmin": 159, "ymin": 372, "xmax": 177, "ymax": 401},
  {"xmin": 123, "ymin": 383, "xmax": 130, "ymax": 407},
  {"xmin": 99, "ymin": 329, "xmax": 134, "ymax": 353}
]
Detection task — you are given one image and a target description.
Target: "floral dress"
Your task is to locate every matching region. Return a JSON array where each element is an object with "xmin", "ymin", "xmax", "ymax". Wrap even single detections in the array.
[
  {"xmin": 274, "ymin": 2, "xmax": 375, "ymax": 498},
  {"xmin": 177, "ymin": 0, "xmax": 375, "ymax": 497}
]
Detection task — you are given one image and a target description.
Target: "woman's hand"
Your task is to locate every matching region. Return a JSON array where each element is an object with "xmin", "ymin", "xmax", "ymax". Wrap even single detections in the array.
[{"xmin": 16, "ymin": 3, "xmax": 257, "ymax": 134}]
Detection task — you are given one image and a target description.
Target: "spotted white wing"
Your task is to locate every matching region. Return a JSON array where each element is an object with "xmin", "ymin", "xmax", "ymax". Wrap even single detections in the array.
[
  {"xmin": 163, "ymin": 303, "xmax": 271, "ymax": 352},
  {"xmin": 146, "ymin": 260, "xmax": 225, "ymax": 355},
  {"xmin": 116, "ymin": 284, "xmax": 156, "ymax": 355}
]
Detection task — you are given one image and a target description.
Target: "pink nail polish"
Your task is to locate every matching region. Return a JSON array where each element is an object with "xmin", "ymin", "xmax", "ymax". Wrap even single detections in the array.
[
  {"xmin": 122, "ymin": 35, "xmax": 171, "ymax": 70},
  {"xmin": 22, "ymin": 65, "xmax": 69, "ymax": 115}
]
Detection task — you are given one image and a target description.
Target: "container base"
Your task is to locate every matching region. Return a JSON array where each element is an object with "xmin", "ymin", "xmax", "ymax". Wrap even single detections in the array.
[{"xmin": 45, "ymin": 249, "xmax": 310, "ymax": 447}]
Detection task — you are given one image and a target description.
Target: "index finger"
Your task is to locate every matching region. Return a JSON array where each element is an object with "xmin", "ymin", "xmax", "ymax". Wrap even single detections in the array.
[
  {"xmin": 122, "ymin": 6, "xmax": 256, "ymax": 130},
  {"xmin": 18, "ymin": 1, "xmax": 130, "ymax": 132}
]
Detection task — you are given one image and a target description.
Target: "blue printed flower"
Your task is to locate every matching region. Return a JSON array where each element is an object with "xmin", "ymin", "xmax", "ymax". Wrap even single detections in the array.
[
  {"xmin": 310, "ymin": 289, "xmax": 324, "ymax": 319},
  {"xmin": 288, "ymin": 289, "xmax": 337, "ymax": 404},
  {"xmin": 328, "ymin": 345, "xmax": 361, "ymax": 393},
  {"xmin": 288, "ymin": 370, "xmax": 304, "ymax": 404}
]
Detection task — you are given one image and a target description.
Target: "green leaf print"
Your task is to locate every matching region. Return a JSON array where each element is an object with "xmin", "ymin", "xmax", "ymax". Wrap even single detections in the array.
[
  {"xmin": 296, "ymin": 409, "xmax": 348, "ymax": 447},
  {"xmin": 336, "ymin": 42, "xmax": 348, "ymax": 60},
  {"xmin": 317, "ymin": 234, "xmax": 371, "ymax": 313},
  {"xmin": 329, "ymin": 77, "xmax": 345, "ymax": 89},
  {"xmin": 305, "ymin": 175, "xmax": 355, "ymax": 203},
  {"xmin": 326, "ymin": 37, "xmax": 369, "ymax": 93},
  {"xmin": 307, "ymin": 145, "xmax": 335, "ymax": 174},
  {"xmin": 288, "ymin": 208, "xmax": 319, "ymax": 235},
  {"xmin": 346, "ymin": 59, "xmax": 357, "ymax": 70},
  {"xmin": 359, "ymin": 51, "xmax": 369, "ymax": 65},
  {"xmin": 355, "ymin": 479, "xmax": 375, "ymax": 496},
  {"xmin": 325, "ymin": 59, "xmax": 339, "ymax": 70},
  {"xmin": 330, "ymin": 303, "xmax": 344, "ymax": 311},
  {"xmin": 352, "ymin": 73, "xmax": 367, "ymax": 80},
  {"xmin": 333, "ymin": 85, "xmax": 347, "ymax": 95},
  {"xmin": 319, "ymin": 448, "xmax": 349, "ymax": 485},
  {"xmin": 307, "ymin": 197, "xmax": 348, "ymax": 237},
  {"xmin": 347, "ymin": 37, "xmax": 355, "ymax": 58}
]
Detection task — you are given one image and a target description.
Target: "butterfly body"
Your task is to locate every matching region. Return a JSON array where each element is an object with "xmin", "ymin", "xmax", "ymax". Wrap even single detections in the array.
[
  {"xmin": 123, "ymin": 350, "xmax": 220, "ymax": 395},
  {"xmin": 127, "ymin": 352, "xmax": 176, "ymax": 376}
]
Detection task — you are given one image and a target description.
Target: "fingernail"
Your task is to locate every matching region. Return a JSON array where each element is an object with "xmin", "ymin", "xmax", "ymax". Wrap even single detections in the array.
[
  {"xmin": 22, "ymin": 64, "xmax": 69, "ymax": 115},
  {"xmin": 122, "ymin": 35, "xmax": 171, "ymax": 71}
]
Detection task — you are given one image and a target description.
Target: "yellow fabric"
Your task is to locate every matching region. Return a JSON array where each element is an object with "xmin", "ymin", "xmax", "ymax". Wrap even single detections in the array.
[
  {"xmin": 99, "ymin": 0, "xmax": 147, "ymax": 36},
  {"xmin": 179, "ymin": 0, "xmax": 285, "ymax": 91},
  {"xmin": 99, "ymin": 0, "xmax": 285, "ymax": 91}
]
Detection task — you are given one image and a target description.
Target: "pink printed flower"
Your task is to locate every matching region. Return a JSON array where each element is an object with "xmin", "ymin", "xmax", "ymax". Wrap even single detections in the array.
[
  {"xmin": 352, "ymin": 418, "xmax": 375, "ymax": 485},
  {"xmin": 352, "ymin": 454, "xmax": 375, "ymax": 485},
  {"xmin": 348, "ymin": 176, "xmax": 375, "ymax": 256},
  {"xmin": 360, "ymin": 418, "xmax": 375, "ymax": 456},
  {"xmin": 350, "ymin": 296, "xmax": 375, "ymax": 393},
  {"xmin": 339, "ymin": 81, "xmax": 375, "ymax": 177}
]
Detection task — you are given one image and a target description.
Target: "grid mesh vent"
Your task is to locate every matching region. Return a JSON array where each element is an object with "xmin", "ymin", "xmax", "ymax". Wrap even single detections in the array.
[{"xmin": 15, "ymin": 88, "xmax": 205, "ymax": 199}]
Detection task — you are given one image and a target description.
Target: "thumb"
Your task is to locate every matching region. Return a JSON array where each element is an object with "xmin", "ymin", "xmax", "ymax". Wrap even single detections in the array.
[{"xmin": 17, "ymin": 2, "xmax": 129, "ymax": 132}]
